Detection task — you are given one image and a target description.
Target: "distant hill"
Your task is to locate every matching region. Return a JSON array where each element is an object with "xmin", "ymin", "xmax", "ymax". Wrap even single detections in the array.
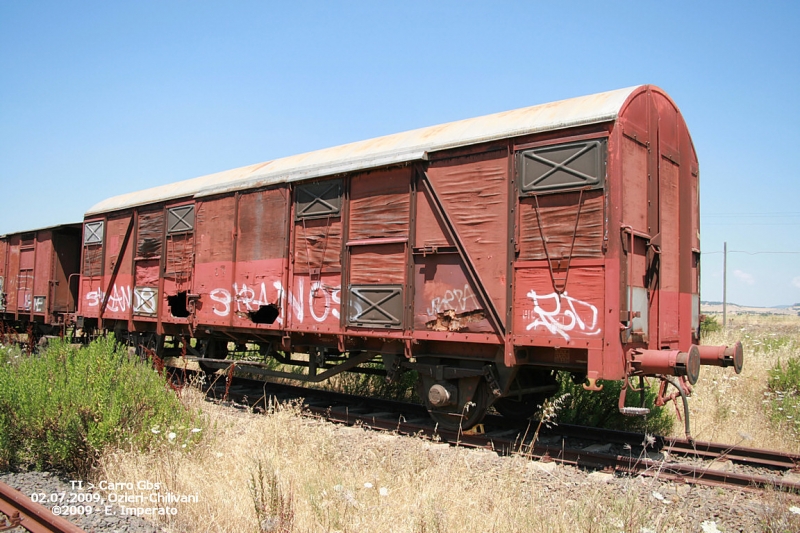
[{"xmin": 701, "ymin": 301, "xmax": 800, "ymax": 316}]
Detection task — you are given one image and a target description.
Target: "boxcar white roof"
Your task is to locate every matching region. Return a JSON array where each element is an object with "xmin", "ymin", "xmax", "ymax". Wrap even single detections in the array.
[
  {"xmin": 1, "ymin": 222, "xmax": 82, "ymax": 239},
  {"xmin": 86, "ymin": 85, "xmax": 639, "ymax": 216}
]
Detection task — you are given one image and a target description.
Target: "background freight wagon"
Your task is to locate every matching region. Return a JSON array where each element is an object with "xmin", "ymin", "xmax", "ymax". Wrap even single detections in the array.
[{"xmin": 0, "ymin": 224, "xmax": 81, "ymax": 336}]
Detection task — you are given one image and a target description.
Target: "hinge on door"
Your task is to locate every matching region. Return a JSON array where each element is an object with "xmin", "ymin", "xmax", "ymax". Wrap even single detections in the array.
[
  {"xmin": 420, "ymin": 245, "xmax": 437, "ymax": 256},
  {"xmin": 411, "ymin": 245, "xmax": 457, "ymax": 256}
]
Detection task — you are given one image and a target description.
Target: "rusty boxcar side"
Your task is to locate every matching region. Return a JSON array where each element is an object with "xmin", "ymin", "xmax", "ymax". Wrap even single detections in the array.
[
  {"xmin": 0, "ymin": 224, "xmax": 82, "ymax": 338},
  {"xmin": 77, "ymin": 85, "xmax": 741, "ymax": 428}
]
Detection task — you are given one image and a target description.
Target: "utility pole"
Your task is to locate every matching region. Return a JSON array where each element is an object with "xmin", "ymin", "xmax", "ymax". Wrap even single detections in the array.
[{"xmin": 723, "ymin": 241, "xmax": 727, "ymax": 328}]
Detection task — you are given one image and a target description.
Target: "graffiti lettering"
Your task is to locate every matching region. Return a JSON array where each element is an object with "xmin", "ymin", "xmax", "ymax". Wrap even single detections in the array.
[
  {"xmin": 209, "ymin": 288, "xmax": 231, "ymax": 317},
  {"xmin": 233, "ymin": 282, "xmax": 272, "ymax": 314},
  {"xmin": 525, "ymin": 290, "xmax": 601, "ymax": 341},
  {"xmin": 286, "ymin": 279, "xmax": 303, "ymax": 323},
  {"xmin": 85, "ymin": 278, "xmax": 341, "ymax": 325},
  {"xmin": 209, "ymin": 279, "xmax": 340, "ymax": 324},
  {"xmin": 307, "ymin": 281, "xmax": 342, "ymax": 323},
  {"xmin": 85, "ymin": 284, "xmax": 132, "ymax": 313},
  {"xmin": 427, "ymin": 284, "xmax": 480, "ymax": 316}
]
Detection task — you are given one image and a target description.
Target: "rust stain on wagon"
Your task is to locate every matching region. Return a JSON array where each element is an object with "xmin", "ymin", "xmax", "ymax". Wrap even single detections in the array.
[{"xmin": 426, "ymin": 308, "xmax": 486, "ymax": 332}]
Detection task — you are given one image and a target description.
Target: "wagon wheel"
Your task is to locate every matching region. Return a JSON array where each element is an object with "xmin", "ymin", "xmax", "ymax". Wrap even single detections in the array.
[
  {"xmin": 425, "ymin": 379, "xmax": 490, "ymax": 432},
  {"xmin": 493, "ymin": 369, "xmax": 558, "ymax": 421}
]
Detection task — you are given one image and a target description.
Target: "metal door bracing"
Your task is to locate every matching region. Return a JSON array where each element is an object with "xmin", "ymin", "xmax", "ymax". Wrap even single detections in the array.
[
  {"xmin": 79, "ymin": 220, "xmax": 104, "ymax": 319},
  {"xmin": 348, "ymin": 285, "xmax": 403, "ymax": 327},
  {"xmin": 16, "ymin": 245, "xmax": 34, "ymax": 312},
  {"xmin": 422, "ymin": 149, "xmax": 510, "ymax": 335},
  {"xmin": 513, "ymin": 139, "xmax": 606, "ymax": 346},
  {"xmin": 518, "ymin": 140, "xmax": 605, "ymax": 193},
  {"xmin": 163, "ymin": 204, "xmax": 195, "ymax": 322},
  {"xmin": 134, "ymin": 209, "xmax": 162, "ymax": 317},
  {"xmin": 346, "ymin": 169, "xmax": 410, "ymax": 330},
  {"xmin": 292, "ymin": 179, "xmax": 344, "ymax": 333}
]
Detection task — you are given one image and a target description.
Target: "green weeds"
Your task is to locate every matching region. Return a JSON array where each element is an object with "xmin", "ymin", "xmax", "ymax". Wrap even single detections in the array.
[
  {"xmin": 329, "ymin": 364, "xmax": 419, "ymax": 402},
  {"xmin": 0, "ymin": 336, "xmax": 201, "ymax": 475},
  {"xmin": 766, "ymin": 355, "xmax": 800, "ymax": 439},
  {"xmin": 249, "ymin": 459, "xmax": 295, "ymax": 533},
  {"xmin": 700, "ymin": 314, "xmax": 722, "ymax": 335},
  {"xmin": 554, "ymin": 373, "xmax": 674, "ymax": 434}
]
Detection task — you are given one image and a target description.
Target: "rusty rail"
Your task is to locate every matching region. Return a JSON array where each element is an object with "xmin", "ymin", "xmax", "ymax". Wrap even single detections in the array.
[
  {"xmin": 0, "ymin": 481, "xmax": 86, "ymax": 533},
  {"xmin": 197, "ymin": 371, "xmax": 800, "ymax": 493},
  {"xmin": 309, "ymin": 403, "xmax": 800, "ymax": 493},
  {"xmin": 664, "ymin": 439, "xmax": 800, "ymax": 471}
]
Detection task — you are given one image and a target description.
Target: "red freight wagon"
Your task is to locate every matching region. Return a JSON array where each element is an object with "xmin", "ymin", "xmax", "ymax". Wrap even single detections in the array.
[
  {"xmin": 0, "ymin": 224, "xmax": 82, "ymax": 337},
  {"xmin": 78, "ymin": 85, "xmax": 742, "ymax": 429}
]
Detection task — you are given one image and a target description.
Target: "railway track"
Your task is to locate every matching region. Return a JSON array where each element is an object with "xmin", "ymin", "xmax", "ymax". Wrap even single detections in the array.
[
  {"xmin": 0, "ymin": 480, "xmax": 86, "ymax": 533},
  {"xmin": 193, "ymin": 371, "xmax": 800, "ymax": 494}
]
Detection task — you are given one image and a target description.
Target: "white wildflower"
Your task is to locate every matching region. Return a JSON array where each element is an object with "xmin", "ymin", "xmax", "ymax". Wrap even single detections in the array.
[
  {"xmin": 651, "ymin": 491, "xmax": 664, "ymax": 501},
  {"xmin": 151, "ymin": 427, "xmax": 161, "ymax": 434},
  {"xmin": 701, "ymin": 520, "xmax": 722, "ymax": 533},
  {"xmin": 379, "ymin": 487, "xmax": 388, "ymax": 496},
  {"xmin": 344, "ymin": 492, "xmax": 358, "ymax": 507},
  {"xmin": 191, "ymin": 428, "xmax": 202, "ymax": 433},
  {"xmin": 364, "ymin": 482, "xmax": 373, "ymax": 489}
]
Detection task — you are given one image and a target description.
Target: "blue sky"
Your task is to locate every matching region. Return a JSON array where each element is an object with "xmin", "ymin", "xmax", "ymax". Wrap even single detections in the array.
[{"xmin": 1, "ymin": 1, "xmax": 798, "ymax": 307}]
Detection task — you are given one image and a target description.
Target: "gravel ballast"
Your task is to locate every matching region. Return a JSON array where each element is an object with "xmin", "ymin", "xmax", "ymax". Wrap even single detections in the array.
[{"xmin": 1, "ymin": 471, "xmax": 160, "ymax": 533}]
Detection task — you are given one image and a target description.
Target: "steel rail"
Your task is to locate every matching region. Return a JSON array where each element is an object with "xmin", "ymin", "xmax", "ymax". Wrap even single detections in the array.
[
  {"xmin": 0, "ymin": 481, "xmax": 86, "ymax": 533},
  {"xmin": 549, "ymin": 422, "xmax": 800, "ymax": 472},
  {"xmin": 663, "ymin": 439, "xmax": 800, "ymax": 471},
  {"xmin": 306, "ymin": 403, "xmax": 800, "ymax": 492},
  {"xmin": 198, "ymin": 373, "xmax": 800, "ymax": 493}
]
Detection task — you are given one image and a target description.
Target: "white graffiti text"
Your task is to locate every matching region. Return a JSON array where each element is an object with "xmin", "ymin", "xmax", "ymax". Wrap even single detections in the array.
[{"xmin": 525, "ymin": 290, "xmax": 601, "ymax": 341}]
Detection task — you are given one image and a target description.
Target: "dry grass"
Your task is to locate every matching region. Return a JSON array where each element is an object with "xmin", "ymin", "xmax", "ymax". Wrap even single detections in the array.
[
  {"xmin": 95, "ymin": 389, "xmax": 720, "ymax": 533},
  {"xmin": 681, "ymin": 314, "xmax": 800, "ymax": 452},
  {"xmin": 94, "ymin": 314, "xmax": 800, "ymax": 532}
]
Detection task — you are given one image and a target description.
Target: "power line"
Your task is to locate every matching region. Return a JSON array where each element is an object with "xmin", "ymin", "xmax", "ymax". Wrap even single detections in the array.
[
  {"xmin": 703, "ymin": 250, "xmax": 800, "ymax": 255},
  {"xmin": 705, "ymin": 212, "xmax": 800, "ymax": 217}
]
